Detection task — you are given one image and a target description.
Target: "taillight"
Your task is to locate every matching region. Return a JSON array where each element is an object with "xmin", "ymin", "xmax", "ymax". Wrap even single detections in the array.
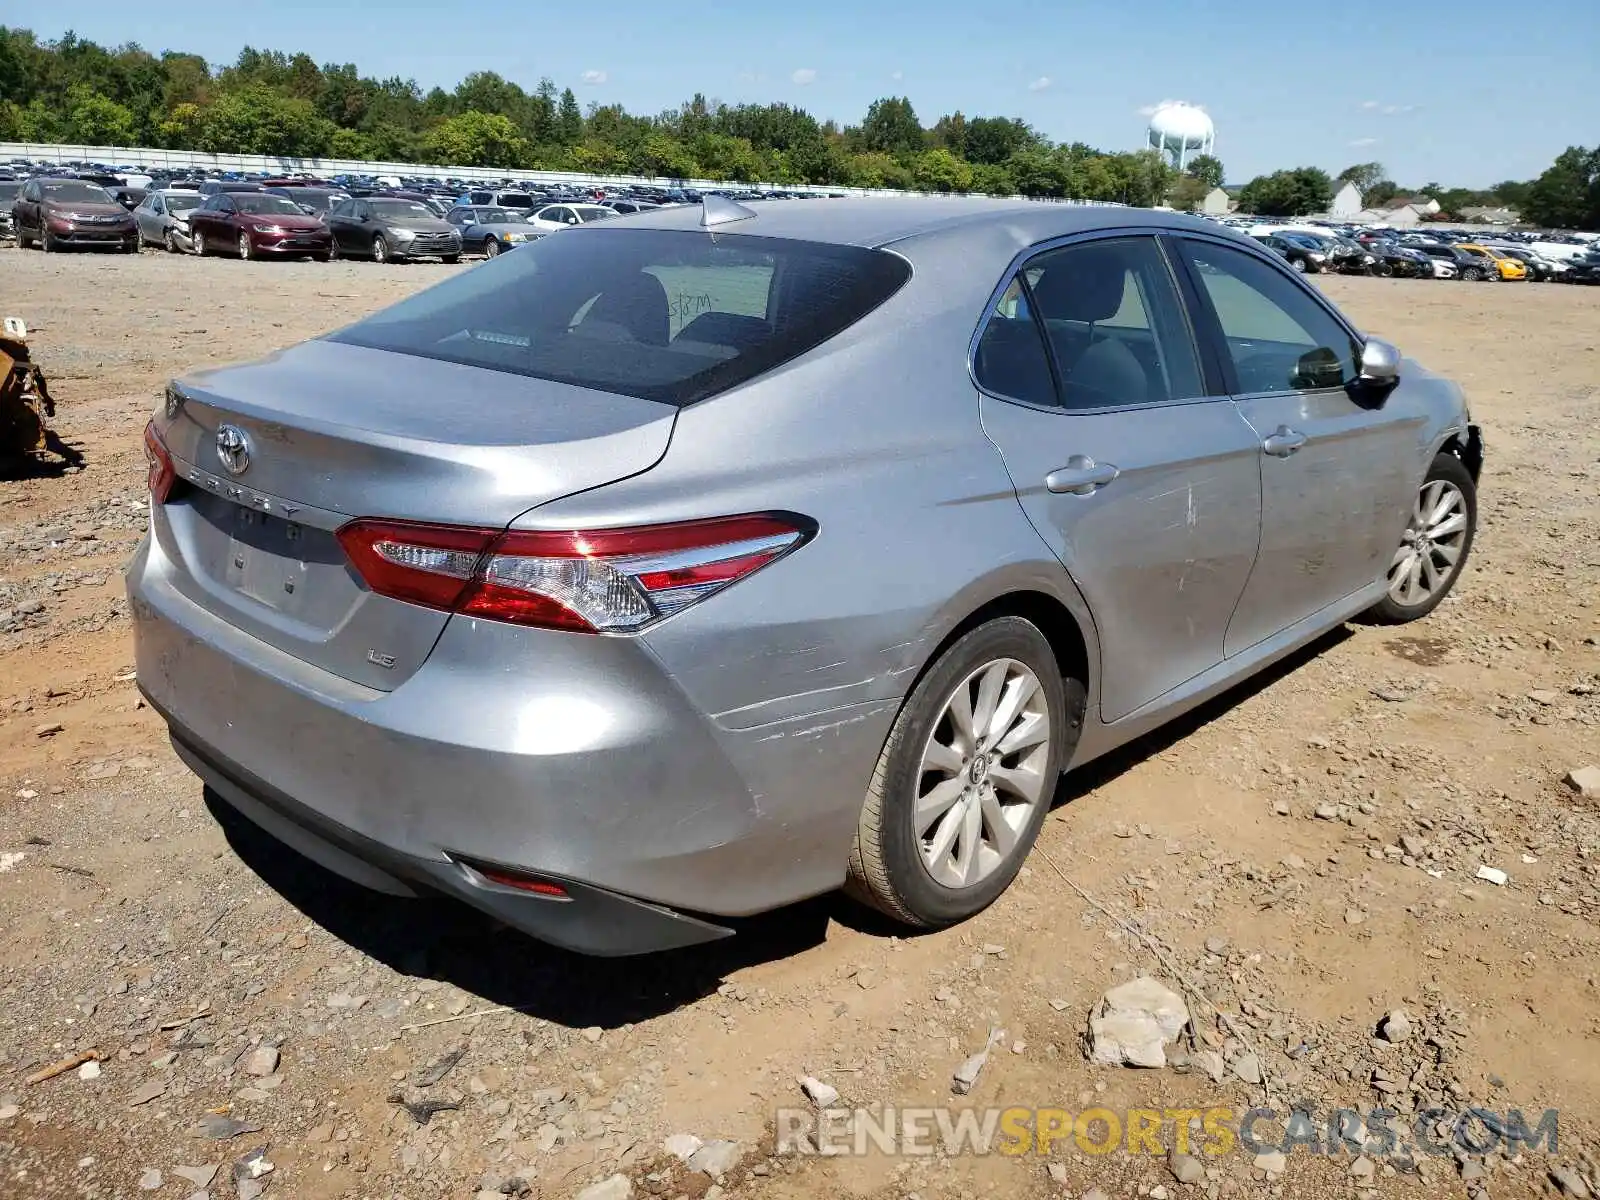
[
  {"xmin": 336, "ymin": 513, "xmax": 809, "ymax": 634},
  {"xmin": 144, "ymin": 421, "xmax": 176, "ymax": 503}
]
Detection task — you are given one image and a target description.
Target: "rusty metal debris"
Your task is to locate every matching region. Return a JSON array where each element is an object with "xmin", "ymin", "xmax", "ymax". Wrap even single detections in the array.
[{"xmin": 1, "ymin": 317, "xmax": 81, "ymax": 472}]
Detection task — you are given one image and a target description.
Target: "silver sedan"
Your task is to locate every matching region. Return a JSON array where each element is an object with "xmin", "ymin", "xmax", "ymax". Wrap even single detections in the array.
[
  {"xmin": 133, "ymin": 188, "xmax": 204, "ymax": 253},
  {"xmin": 127, "ymin": 198, "xmax": 1482, "ymax": 955}
]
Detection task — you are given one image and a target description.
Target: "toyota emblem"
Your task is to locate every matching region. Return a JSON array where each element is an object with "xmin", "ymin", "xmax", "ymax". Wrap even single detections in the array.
[{"xmin": 215, "ymin": 424, "xmax": 252, "ymax": 475}]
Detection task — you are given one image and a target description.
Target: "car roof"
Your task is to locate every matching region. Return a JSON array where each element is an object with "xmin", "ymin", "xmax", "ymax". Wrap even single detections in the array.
[{"xmin": 613, "ymin": 196, "xmax": 1219, "ymax": 250}]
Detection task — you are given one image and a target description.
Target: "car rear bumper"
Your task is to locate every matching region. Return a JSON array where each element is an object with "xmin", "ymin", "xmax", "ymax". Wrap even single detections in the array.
[{"xmin": 126, "ymin": 530, "xmax": 890, "ymax": 953}]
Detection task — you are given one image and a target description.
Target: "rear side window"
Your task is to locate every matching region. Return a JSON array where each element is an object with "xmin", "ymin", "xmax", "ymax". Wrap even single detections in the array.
[{"xmin": 328, "ymin": 228, "xmax": 912, "ymax": 406}]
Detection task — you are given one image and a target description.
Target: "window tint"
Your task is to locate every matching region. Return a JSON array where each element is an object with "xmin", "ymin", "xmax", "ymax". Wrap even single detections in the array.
[
  {"xmin": 328, "ymin": 228, "xmax": 912, "ymax": 406},
  {"xmin": 1025, "ymin": 237, "xmax": 1204, "ymax": 409},
  {"xmin": 974, "ymin": 278, "xmax": 1056, "ymax": 407},
  {"xmin": 1181, "ymin": 239, "xmax": 1359, "ymax": 393}
]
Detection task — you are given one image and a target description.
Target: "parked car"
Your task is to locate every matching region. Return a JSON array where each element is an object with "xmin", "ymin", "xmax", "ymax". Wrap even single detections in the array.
[
  {"xmin": 458, "ymin": 189, "xmax": 540, "ymax": 213},
  {"xmin": 0, "ymin": 180, "xmax": 19, "ymax": 241},
  {"xmin": 526, "ymin": 203, "xmax": 618, "ymax": 234},
  {"xmin": 444, "ymin": 205, "xmax": 539, "ymax": 256},
  {"xmin": 110, "ymin": 186, "xmax": 147, "ymax": 212},
  {"xmin": 264, "ymin": 186, "xmax": 350, "ymax": 219},
  {"xmin": 1563, "ymin": 251, "xmax": 1600, "ymax": 284},
  {"xmin": 187, "ymin": 192, "xmax": 333, "ymax": 260},
  {"xmin": 1485, "ymin": 246, "xmax": 1561, "ymax": 281},
  {"xmin": 199, "ymin": 180, "xmax": 264, "ymax": 196},
  {"xmin": 134, "ymin": 188, "xmax": 205, "ymax": 253},
  {"xmin": 1367, "ymin": 243, "xmax": 1435, "ymax": 279},
  {"xmin": 326, "ymin": 197, "xmax": 462, "ymax": 263},
  {"xmin": 1414, "ymin": 243, "xmax": 1493, "ymax": 281},
  {"xmin": 1253, "ymin": 233, "xmax": 1324, "ymax": 273},
  {"xmin": 130, "ymin": 200, "xmax": 1482, "ymax": 955},
  {"xmin": 1457, "ymin": 244, "xmax": 1528, "ymax": 281},
  {"xmin": 13, "ymin": 177, "xmax": 138, "ymax": 252}
]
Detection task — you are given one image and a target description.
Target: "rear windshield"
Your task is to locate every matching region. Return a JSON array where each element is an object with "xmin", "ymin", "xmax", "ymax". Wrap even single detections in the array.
[{"xmin": 328, "ymin": 228, "xmax": 911, "ymax": 406}]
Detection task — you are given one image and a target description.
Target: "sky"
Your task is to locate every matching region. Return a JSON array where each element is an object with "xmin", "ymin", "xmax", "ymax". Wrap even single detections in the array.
[{"xmin": 26, "ymin": 0, "xmax": 1600, "ymax": 188}]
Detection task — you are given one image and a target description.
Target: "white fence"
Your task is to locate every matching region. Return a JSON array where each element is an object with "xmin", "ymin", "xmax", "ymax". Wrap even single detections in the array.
[{"xmin": 0, "ymin": 140, "xmax": 1121, "ymax": 206}]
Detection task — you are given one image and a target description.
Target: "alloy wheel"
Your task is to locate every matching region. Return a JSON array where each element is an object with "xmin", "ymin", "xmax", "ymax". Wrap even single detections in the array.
[
  {"xmin": 373, "ymin": 235, "xmax": 388, "ymax": 263},
  {"xmin": 484, "ymin": 239, "xmax": 501, "ymax": 258},
  {"xmin": 165, "ymin": 229, "xmax": 178, "ymax": 253},
  {"xmin": 238, "ymin": 233, "xmax": 251, "ymax": 260},
  {"xmin": 915, "ymin": 658, "xmax": 1052, "ymax": 889},
  {"xmin": 1388, "ymin": 479, "xmax": 1469, "ymax": 606},
  {"xmin": 193, "ymin": 231, "xmax": 206, "ymax": 256}
]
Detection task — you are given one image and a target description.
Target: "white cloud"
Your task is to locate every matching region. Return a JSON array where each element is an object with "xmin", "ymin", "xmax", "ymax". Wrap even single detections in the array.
[
  {"xmin": 1027, "ymin": 76, "xmax": 1051, "ymax": 92},
  {"xmin": 1137, "ymin": 98, "xmax": 1204, "ymax": 117},
  {"xmin": 890, "ymin": 70, "xmax": 903, "ymax": 82},
  {"xmin": 791, "ymin": 68, "xmax": 817, "ymax": 85},
  {"xmin": 1362, "ymin": 100, "xmax": 1416, "ymax": 115},
  {"xmin": 1361, "ymin": 100, "xmax": 1380, "ymax": 109},
  {"xmin": 580, "ymin": 69, "xmax": 607, "ymax": 85},
  {"xmin": 1349, "ymin": 137, "xmax": 1380, "ymax": 147}
]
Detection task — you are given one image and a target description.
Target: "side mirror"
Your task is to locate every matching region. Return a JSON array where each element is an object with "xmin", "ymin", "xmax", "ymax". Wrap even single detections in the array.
[{"xmin": 1358, "ymin": 338, "xmax": 1401, "ymax": 389}]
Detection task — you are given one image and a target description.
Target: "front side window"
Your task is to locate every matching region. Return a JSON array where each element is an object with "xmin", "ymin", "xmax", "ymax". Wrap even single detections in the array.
[
  {"xmin": 328, "ymin": 228, "xmax": 911, "ymax": 406},
  {"xmin": 1180, "ymin": 239, "xmax": 1360, "ymax": 393}
]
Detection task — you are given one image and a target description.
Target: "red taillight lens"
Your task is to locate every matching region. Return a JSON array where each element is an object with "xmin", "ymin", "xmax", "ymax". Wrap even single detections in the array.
[
  {"xmin": 469, "ymin": 862, "xmax": 570, "ymax": 898},
  {"xmin": 144, "ymin": 421, "xmax": 176, "ymax": 503},
  {"xmin": 336, "ymin": 513, "xmax": 809, "ymax": 634}
]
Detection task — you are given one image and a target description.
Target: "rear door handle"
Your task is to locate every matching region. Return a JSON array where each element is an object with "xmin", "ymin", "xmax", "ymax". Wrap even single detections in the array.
[
  {"xmin": 1045, "ymin": 456, "xmax": 1120, "ymax": 495},
  {"xmin": 1262, "ymin": 426, "xmax": 1308, "ymax": 457}
]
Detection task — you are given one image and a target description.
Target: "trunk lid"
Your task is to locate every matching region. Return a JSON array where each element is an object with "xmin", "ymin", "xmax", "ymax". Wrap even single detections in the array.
[{"xmin": 152, "ymin": 339, "xmax": 676, "ymax": 689}]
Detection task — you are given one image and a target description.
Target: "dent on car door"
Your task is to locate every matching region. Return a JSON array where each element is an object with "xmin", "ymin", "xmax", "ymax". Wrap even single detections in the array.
[
  {"xmin": 1174, "ymin": 236, "xmax": 1421, "ymax": 656},
  {"xmin": 974, "ymin": 234, "xmax": 1265, "ymax": 724}
]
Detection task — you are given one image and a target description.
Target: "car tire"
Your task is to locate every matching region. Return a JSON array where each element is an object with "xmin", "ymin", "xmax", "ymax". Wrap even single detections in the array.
[
  {"xmin": 372, "ymin": 234, "xmax": 389, "ymax": 263},
  {"xmin": 1290, "ymin": 257, "xmax": 1306, "ymax": 273},
  {"xmin": 313, "ymin": 253, "xmax": 331, "ymax": 263},
  {"xmin": 238, "ymin": 232, "xmax": 252, "ymax": 260},
  {"xmin": 193, "ymin": 230, "xmax": 207, "ymax": 257},
  {"xmin": 1364, "ymin": 452, "xmax": 1477, "ymax": 626},
  {"xmin": 846, "ymin": 616, "xmax": 1078, "ymax": 928},
  {"xmin": 164, "ymin": 229, "xmax": 180, "ymax": 254},
  {"xmin": 40, "ymin": 226, "xmax": 53, "ymax": 253},
  {"xmin": 484, "ymin": 239, "xmax": 501, "ymax": 258},
  {"xmin": 1372, "ymin": 261, "xmax": 1393, "ymax": 278},
  {"xmin": 1463, "ymin": 267, "xmax": 1482, "ymax": 281},
  {"xmin": 328, "ymin": 238, "xmax": 340, "ymax": 261}
]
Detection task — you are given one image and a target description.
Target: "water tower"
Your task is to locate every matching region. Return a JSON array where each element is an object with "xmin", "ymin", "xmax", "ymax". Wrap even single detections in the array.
[{"xmin": 1146, "ymin": 102, "xmax": 1215, "ymax": 170}]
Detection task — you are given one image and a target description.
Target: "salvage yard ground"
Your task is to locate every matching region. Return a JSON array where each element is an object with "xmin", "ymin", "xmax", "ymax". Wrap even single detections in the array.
[{"xmin": 1, "ymin": 249, "xmax": 1598, "ymax": 1200}]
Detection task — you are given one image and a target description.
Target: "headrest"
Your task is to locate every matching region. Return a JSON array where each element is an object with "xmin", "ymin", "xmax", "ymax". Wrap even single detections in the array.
[{"xmin": 1030, "ymin": 247, "xmax": 1128, "ymax": 323}]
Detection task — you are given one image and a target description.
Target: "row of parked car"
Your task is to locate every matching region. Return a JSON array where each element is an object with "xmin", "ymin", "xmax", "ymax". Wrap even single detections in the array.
[{"xmin": 1207, "ymin": 216, "xmax": 1599, "ymax": 284}]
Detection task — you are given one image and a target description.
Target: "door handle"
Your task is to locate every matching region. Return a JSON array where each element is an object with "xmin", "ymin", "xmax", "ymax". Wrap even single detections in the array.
[
  {"xmin": 1262, "ymin": 426, "xmax": 1308, "ymax": 457},
  {"xmin": 1045, "ymin": 456, "xmax": 1120, "ymax": 495}
]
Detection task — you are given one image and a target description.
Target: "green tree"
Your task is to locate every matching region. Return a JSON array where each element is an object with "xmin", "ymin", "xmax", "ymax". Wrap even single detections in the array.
[
  {"xmin": 1236, "ymin": 167, "xmax": 1334, "ymax": 216},
  {"xmin": 968, "ymin": 162, "xmax": 1014, "ymax": 196},
  {"xmin": 912, "ymin": 147, "xmax": 973, "ymax": 193},
  {"xmin": 1170, "ymin": 174, "xmax": 1211, "ymax": 211},
  {"xmin": 1364, "ymin": 179, "xmax": 1399, "ymax": 207},
  {"xmin": 423, "ymin": 110, "xmax": 527, "ymax": 167},
  {"xmin": 1185, "ymin": 153, "xmax": 1224, "ymax": 189},
  {"xmin": 66, "ymin": 83, "xmax": 137, "ymax": 145},
  {"xmin": 964, "ymin": 116, "xmax": 1035, "ymax": 166},
  {"xmin": 859, "ymin": 96, "xmax": 923, "ymax": 157},
  {"xmin": 1521, "ymin": 146, "xmax": 1599, "ymax": 230},
  {"xmin": 1335, "ymin": 161, "xmax": 1385, "ymax": 196},
  {"xmin": 197, "ymin": 85, "xmax": 333, "ymax": 156},
  {"xmin": 555, "ymin": 87, "xmax": 583, "ymax": 145}
]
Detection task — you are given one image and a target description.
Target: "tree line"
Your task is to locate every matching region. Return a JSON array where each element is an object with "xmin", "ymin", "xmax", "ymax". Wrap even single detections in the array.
[{"xmin": 1, "ymin": 28, "xmax": 1594, "ymax": 227}]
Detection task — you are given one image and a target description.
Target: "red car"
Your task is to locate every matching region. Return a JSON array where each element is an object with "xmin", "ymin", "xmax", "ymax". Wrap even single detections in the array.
[{"xmin": 187, "ymin": 191, "xmax": 333, "ymax": 261}]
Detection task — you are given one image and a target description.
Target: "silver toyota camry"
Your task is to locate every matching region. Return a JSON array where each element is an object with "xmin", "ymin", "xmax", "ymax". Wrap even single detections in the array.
[{"xmin": 128, "ymin": 197, "xmax": 1482, "ymax": 955}]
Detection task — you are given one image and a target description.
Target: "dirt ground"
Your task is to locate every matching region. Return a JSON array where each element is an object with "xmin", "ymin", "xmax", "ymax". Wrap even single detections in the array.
[{"xmin": 1, "ymin": 247, "xmax": 1598, "ymax": 1200}]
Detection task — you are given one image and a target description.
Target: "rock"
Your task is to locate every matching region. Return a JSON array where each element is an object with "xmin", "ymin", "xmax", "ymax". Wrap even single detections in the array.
[
  {"xmin": 1550, "ymin": 1166, "xmax": 1592, "ymax": 1198},
  {"xmin": 1150, "ymin": 1188, "xmax": 1169, "ymax": 1200},
  {"xmin": 1345, "ymin": 907, "xmax": 1365, "ymax": 926},
  {"xmin": 0, "ymin": 1104, "xmax": 18, "ymax": 1121},
  {"xmin": 1170, "ymin": 1152, "xmax": 1205, "ymax": 1184},
  {"xmin": 1193, "ymin": 1049, "xmax": 1225, "ymax": 1083},
  {"xmin": 305, "ymin": 1123, "xmax": 333, "ymax": 1144},
  {"xmin": 1528, "ymin": 689, "xmax": 1558, "ymax": 705},
  {"xmin": 173, "ymin": 1165, "xmax": 219, "ymax": 1187},
  {"xmin": 1371, "ymin": 687, "xmax": 1408, "ymax": 703},
  {"xmin": 1349, "ymin": 1156, "xmax": 1375, "ymax": 1179},
  {"xmin": 1047, "ymin": 1161, "xmax": 1069, "ymax": 1186},
  {"xmin": 662, "ymin": 1133, "xmax": 703, "ymax": 1161},
  {"xmin": 325, "ymin": 992, "xmax": 367, "ymax": 1011},
  {"xmin": 574, "ymin": 1175, "xmax": 632, "ymax": 1200},
  {"xmin": 138, "ymin": 1168, "xmax": 163, "ymax": 1190},
  {"xmin": 1253, "ymin": 1149, "xmax": 1286, "ymax": 1174},
  {"xmin": 244, "ymin": 1046, "xmax": 279, "ymax": 1077},
  {"xmin": 78, "ymin": 1060, "xmax": 101, "ymax": 1081},
  {"xmin": 1313, "ymin": 803, "xmax": 1339, "ymax": 820},
  {"xmin": 581, "ymin": 1026, "xmax": 603, "ymax": 1043},
  {"xmin": 193, "ymin": 1114, "xmax": 262, "ymax": 1140},
  {"xmin": 1378, "ymin": 1009, "xmax": 1413, "ymax": 1043},
  {"xmin": 1475, "ymin": 865, "xmax": 1509, "ymax": 886},
  {"xmin": 410, "ymin": 1043, "xmax": 467, "ymax": 1086},
  {"xmin": 1089, "ymin": 977, "xmax": 1190, "ymax": 1068},
  {"xmin": 855, "ymin": 968, "xmax": 879, "ymax": 990},
  {"xmin": 34, "ymin": 722, "xmax": 64, "ymax": 738},
  {"xmin": 1564, "ymin": 767, "xmax": 1600, "ymax": 800},
  {"xmin": 1204, "ymin": 936, "xmax": 1228, "ymax": 955},
  {"xmin": 799, "ymin": 1076, "xmax": 839, "ymax": 1108},
  {"xmin": 128, "ymin": 1079, "xmax": 168, "ymax": 1107},
  {"xmin": 1231, "ymin": 1052, "xmax": 1263, "ymax": 1085},
  {"xmin": 952, "ymin": 1047, "xmax": 990, "ymax": 1093},
  {"xmin": 686, "ymin": 1139, "xmax": 742, "ymax": 1178},
  {"xmin": 1399, "ymin": 833, "xmax": 1426, "ymax": 857},
  {"xmin": 1082, "ymin": 1190, "xmax": 1111, "ymax": 1200}
]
